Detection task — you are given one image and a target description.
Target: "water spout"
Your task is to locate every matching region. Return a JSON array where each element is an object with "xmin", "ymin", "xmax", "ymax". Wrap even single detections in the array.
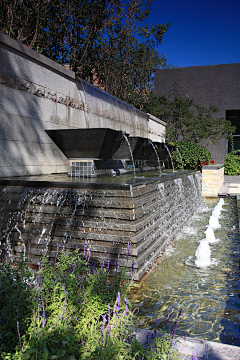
[
  {"xmin": 176, "ymin": 147, "xmax": 184, "ymax": 170},
  {"xmin": 148, "ymin": 140, "xmax": 162, "ymax": 174},
  {"xmin": 195, "ymin": 239, "xmax": 212, "ymax": 267},
  {"xmin": 123, "ymin": 134, "xmax": 136, "ymax": 177},
  {"xmin": 164, "ymin": 144, "xmax": 174, "ymax": 173}
]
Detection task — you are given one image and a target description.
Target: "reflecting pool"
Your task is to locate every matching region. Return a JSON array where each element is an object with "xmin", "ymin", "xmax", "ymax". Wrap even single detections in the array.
[{"xmin": 130, "ymin": 198, "xmax": 240, "ymax": 345}]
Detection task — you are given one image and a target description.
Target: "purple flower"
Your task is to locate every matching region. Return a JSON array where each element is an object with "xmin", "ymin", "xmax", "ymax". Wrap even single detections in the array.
[
  {"xmin": 41, "ymin": 294, "xmax": 46, "ymax": 327},
  {"xmin": 107, "ymin": 303, "xmax": 111, "ymax": 332},
  {"xmin": 141, "ymin": 354, "xmax": 145, "ymax": 360},
  {"xmin": 16, "ymin": 309, "xmax": 21, "ymax": 348},
  {"xmin": 61, "ymin": 285, "xmax": 68, "ymax": 321},
  {"xmin": 54, "ymin": 241, "xmax": 59, "ymax": 263},
  {"xmin": 131, "ymin": 259, "xmax": 135, "ymax": 272},
  {"xmin": 106, "ymin": 254, "xmax": 110, "ymax": 273},
  {"xmin": 100, "ymin": 251, "xmax": 105, "ymax": 269},
  {"xmin": 163, "ymin": 306, "xmax": 172, "ymax": 330},
  {"xmin": 87, "ymin": 241, "xmax": 93, "ymax": 262},
  {"xmin": 102, "ymin": 314, "xmax": 106, "ymax": 335},
  {"xmin": 115, "ymin": 292, "xmax": 121, "ymax": 326},
  {"xmin": 84, "ymin": 239, "xmax": 87, "ymax": 256},
  {"xmin": 55, "ymin": 276, "xmax": 58, "ymax": 285},
  {"xmin": 172, "ymin": 308, "xmax": 182, "ymax": 337}
]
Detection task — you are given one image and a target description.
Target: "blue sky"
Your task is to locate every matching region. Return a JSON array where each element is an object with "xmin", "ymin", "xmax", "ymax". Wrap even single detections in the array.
[{"xmin": 147, "ymin": 0, "xmax": 240, "ymax": 67}]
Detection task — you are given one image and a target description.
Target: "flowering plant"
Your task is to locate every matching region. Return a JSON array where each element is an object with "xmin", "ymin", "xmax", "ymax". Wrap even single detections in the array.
[{"xmin": 201, "ymin": 159, "xmax": 215, "ymax": 166}]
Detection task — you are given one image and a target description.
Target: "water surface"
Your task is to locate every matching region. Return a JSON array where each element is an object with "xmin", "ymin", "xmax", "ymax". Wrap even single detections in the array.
[{"xmin": 130, "ymin": 198, "xmax": 240, "ymax": 345}]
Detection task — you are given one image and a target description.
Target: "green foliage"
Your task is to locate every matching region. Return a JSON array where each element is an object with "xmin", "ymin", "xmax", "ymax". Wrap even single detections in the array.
[
  {"xmin": 224, "ymin": 150, "xmax": 240, "ymax": 175},
  {"xmin": 170, "ymin": 141, "xmax": 212, "ymax": 170},
  {"xmin": 0, "ymin": 249, "xmax": 180, "ymax": 360},
  {"xmin": 0, "ymin": 254, "xmax": 33, "ymax": 354},
  {"xmin": 0, "ymin": 0, "xmax": 172, "ymax": 110},
  {"xmin": 157, "ymin": 94, "xmax": 235, "ymax": 144}
]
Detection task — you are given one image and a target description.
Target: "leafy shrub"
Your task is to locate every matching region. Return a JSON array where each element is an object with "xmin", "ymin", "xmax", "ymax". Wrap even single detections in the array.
[
  {"xmin": 224, "ymin": 150, "xmax": 240, "ymax": 175},
  {"xmin": 170, "ymin": 141, "xmax": 212, "ymax": 170},
  {"xmin": 0, "ymin": 249, "xmax": 181, "ymax": 360}
]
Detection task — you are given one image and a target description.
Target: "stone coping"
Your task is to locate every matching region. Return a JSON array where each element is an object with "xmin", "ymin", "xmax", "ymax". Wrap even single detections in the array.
[
  {"xmin": 147, "ymin": 113, "xmax": 167, "ymax": 126},
  {"xmin": 202, "ymin": 164, "xmax": 224, "ymax": 170},
  {"xmin": 134, "ymin": 329, "xmax": 240, "ymax": 359},
  {"xmin": 0, "ymin": 32, "xmax": 75, "ymax": 79},
  {"xmin": 0, "ymin": 171, "xmax": 198, "ymax": 190}
]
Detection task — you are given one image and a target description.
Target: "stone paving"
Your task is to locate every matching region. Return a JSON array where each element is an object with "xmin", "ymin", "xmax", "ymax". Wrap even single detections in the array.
[
  {"xmin": 134, "ymin": 330, "xmax": 240, "ymax": 360},
  {"xmin": 219, "ymin": 175, "xmax": 240, "ymax": 196}
]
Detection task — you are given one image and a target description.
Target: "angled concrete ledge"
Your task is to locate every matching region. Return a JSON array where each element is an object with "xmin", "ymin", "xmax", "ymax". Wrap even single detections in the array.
[{"xmin": 0, "ymin": 32, "xmax": 75, "ymax": 79}]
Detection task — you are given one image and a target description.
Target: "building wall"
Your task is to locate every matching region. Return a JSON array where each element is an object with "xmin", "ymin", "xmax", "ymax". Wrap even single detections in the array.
[{"xmin": 155, "ymin": 64, "xmax": 240, "ymax": 163}]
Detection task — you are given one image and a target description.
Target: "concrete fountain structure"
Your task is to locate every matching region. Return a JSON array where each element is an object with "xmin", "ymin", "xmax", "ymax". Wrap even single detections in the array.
[{"xmin": 0, "ymin": 33, "xmax": 202, "ymax": 280}]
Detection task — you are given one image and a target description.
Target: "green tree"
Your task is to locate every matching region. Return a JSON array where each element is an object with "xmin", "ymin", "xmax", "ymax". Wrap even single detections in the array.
[
  {"xmin": 157, "ymin": 93, "xmax": 236, "ymax": 143},
  {"xmin": 0, "ymin": 0, "xmax": 171, "ymax": 110},
  {"xmin": 93, "ymin": 1, "xmax": 171, "ymax": 109}
]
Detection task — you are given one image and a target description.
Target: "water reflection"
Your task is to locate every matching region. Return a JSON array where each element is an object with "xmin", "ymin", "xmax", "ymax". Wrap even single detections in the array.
[{"xmin": 130, "ymin": 198, "xmax": 240, "ymax": 345}]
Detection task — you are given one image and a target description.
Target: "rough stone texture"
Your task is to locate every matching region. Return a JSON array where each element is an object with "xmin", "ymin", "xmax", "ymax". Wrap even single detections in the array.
[
  {"xmin": 0, "ymin": 33, "xmax": 165, "ymax": 178},
  {"xmin": 202, "ymin": 165, "xmax": 224, "ymax": 197},
  {"xmin": 134, "ymin": 329, "xmax": 240, "ymax": 360},
  {"xmin": 0, "ymin": 172, "xmax": 201, "ymax": 280},
  {"xmin": 155, "ymin": 64, "xmax": 240, "ymax": 163}
]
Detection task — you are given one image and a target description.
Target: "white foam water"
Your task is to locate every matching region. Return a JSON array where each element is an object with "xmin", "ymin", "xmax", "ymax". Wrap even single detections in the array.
[
  {"xmin": 209, "ymin": 215, "xmax": 220, "ymax": 229},
  {"xmin": 212, "ymin": 205, "xmax": 221, "ymax": 218},
  {"xmin": 195, "ymin": 240, "xmax": 212, "ymax": 267},
  {"xmin": 205, "ymin": 226, "xmax": 219, "ymax": 243}
]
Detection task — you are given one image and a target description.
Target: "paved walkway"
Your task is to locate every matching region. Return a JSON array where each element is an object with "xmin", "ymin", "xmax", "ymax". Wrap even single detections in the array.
[{"xmin": 219, "ymin": 175, "xmax": 240, "ymax": 197}]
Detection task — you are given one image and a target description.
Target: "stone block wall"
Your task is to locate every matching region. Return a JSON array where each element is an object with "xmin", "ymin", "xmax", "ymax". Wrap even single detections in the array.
[
  {"xmin": 202, "ymin": 165, "xmax": 224, "ymax": 197},
  {"xmin": 0, "ymin": 172, "xmax": 201, "ymax": 281}
]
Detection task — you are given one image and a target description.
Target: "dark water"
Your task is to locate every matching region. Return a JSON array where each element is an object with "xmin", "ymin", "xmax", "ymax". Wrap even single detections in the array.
[{"xmin": 130, "ymin": 198, "xmax": 240, "ymax": 345}]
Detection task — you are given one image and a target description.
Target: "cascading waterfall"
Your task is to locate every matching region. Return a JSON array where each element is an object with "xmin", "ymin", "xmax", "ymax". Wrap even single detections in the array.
[
  {"xmin": 174, "ymin": 178, "xmax": 182, "ymax": 195},
  {"xmin": 195, "ymin": 198, "xmax": 224, "ymax": 267},
  {"xmin": 0, "ymin": 187, "xmax": 86, "ymax": 262},
  {"xmin": 157, "ymin": 183, "xmax": 165, "ymax": 198}
]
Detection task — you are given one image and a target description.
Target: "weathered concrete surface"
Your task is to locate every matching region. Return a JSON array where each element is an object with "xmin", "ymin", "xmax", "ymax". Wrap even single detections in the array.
[{"xmin": 0, "ymin": 33, "xmax": 165, "ymax": 178}]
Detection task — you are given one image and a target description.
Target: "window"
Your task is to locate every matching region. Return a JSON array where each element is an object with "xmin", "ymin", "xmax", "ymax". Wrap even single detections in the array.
[{"xmin": 226, "ymin": 110, "xmax": 240, "ymax": 152}]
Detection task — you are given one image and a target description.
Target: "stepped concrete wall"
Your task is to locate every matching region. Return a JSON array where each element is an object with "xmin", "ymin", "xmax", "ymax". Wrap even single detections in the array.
[
  {"xmin": 0, "ymin": 33, "xmax": 165, "ymax": 178},
  {"xmin": 0, "ymin": 172, "xmax": 201, "ymax": 281}
]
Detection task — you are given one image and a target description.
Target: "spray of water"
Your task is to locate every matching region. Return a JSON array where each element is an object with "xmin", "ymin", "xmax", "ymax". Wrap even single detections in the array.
[{"xmin": 195, "ymin": 198, "xmax": 224, "ymax": 267}]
